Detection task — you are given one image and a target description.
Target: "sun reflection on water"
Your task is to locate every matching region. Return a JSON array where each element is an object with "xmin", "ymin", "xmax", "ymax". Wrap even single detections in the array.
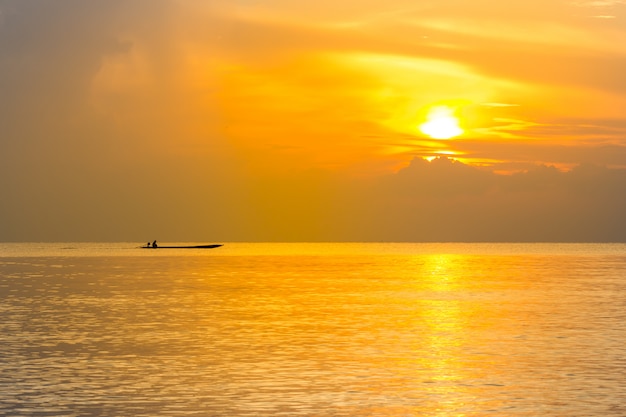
[{"xmin": 414, "ymin": 255, "xmax": 469, "ymax": 415}]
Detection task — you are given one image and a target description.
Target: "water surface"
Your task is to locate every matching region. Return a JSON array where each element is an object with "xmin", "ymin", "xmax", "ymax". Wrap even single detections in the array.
[{"xmin": 1, "ymin": 243, "xmax": 626, "ymax": 416}]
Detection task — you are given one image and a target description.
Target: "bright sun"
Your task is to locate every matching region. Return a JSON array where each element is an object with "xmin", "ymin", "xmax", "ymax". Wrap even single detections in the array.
[{"xmin": 418, "ymin": 105, "xmax": 464, "ymax": 139}]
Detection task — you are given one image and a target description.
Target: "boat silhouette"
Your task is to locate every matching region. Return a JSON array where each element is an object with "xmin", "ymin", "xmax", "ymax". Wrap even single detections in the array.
[{"xmin": 141, "ymin": 244, "xmax": 223, "ymax": 249}]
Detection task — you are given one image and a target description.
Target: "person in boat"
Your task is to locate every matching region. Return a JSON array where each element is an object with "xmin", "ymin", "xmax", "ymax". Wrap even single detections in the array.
[
  {"xmin": 152, "ymin": 240, "xmax": 158, "ymax": 248},
  {"xmin": 146, "ymin": 242, "xmax": 151, "ymax": 248}
]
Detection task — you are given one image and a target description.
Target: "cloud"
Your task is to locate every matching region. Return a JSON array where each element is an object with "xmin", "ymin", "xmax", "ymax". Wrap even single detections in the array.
[
  {"xmin": 0, "ymin": 0, "xmax": 247, "ymax": 241},
  {"xmin": 336, "ymin": 157, "xmax": 626, "ymax": 242}
]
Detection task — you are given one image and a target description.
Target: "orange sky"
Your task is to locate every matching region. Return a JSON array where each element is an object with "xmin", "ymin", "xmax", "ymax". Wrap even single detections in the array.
[{"xmin": 2, "ymin": 0, "xmax": 626, "ymax": 241}]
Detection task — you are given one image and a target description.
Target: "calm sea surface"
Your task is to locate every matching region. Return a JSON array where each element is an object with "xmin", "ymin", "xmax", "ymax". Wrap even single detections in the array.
[{"xmin": 1, "ymin": 242, "xmax": 626, "ymax": 416}]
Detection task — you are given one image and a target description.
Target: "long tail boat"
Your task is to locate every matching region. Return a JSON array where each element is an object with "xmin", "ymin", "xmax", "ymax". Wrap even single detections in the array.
[{"xmin": 141, "ymin": 244, "xmax": 223, "ymax": 249}]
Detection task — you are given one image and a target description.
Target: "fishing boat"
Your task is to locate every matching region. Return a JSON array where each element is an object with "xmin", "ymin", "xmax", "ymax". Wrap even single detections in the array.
[{"xmin": 141, "ymin": 244, "xmax": 223, "ymax": 249}]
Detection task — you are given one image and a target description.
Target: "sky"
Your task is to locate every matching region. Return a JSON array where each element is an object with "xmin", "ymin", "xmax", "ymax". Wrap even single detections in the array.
[{"xmin": 1, "ymin": 0, "xmax": 626, "ymax": 242}]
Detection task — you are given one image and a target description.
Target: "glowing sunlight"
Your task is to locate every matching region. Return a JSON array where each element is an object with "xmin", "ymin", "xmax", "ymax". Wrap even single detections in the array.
[{"xmin": 419, "ymin": 105, "xmax": 464, "ymax": 139}]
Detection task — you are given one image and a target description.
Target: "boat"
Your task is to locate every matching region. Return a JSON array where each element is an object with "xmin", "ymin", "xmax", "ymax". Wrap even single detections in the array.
[{"xmin": 141, "ymin": 244, "xmax": 223, "ymax": 249}]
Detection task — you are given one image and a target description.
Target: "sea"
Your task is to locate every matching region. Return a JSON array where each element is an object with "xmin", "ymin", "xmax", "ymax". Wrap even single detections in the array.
[{"xmin": 1, "ymin": 242, "xmax": 626, "ymax": 416}]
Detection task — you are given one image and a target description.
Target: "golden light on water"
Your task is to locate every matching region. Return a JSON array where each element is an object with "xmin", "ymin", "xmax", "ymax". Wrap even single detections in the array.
[{"xmin": 419, "ymin": 105, "xmax": 464, "ymax": 139}]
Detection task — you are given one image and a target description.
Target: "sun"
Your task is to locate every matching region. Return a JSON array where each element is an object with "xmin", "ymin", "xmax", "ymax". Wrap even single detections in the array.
[{"xmin": 418, "ymin": 105, "xmax": 464, "ymax": 139}]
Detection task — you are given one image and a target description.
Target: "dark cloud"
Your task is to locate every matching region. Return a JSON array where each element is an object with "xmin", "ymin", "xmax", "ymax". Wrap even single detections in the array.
[
  {"xmin": 335, "ymin": 158, "xmax": 626, "ymax": 242},
  {"xmin": 0, "ymin": 1, "xmax": 129, "ymax": 113},
  {"xmin": 0, "ymin": 0, "xmax": 244, "ymax": 242}
]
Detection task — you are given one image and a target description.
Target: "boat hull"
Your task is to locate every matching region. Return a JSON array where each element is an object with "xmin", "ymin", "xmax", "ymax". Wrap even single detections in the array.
[{"xmin": 141, "ymin": 244, "xmax": 223, "ymax": 249}]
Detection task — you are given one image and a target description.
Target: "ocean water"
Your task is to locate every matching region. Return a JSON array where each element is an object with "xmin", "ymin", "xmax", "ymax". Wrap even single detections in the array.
[{"xmin": 1, "ymin": 242, "xmax": 626, "ymax": 416}]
